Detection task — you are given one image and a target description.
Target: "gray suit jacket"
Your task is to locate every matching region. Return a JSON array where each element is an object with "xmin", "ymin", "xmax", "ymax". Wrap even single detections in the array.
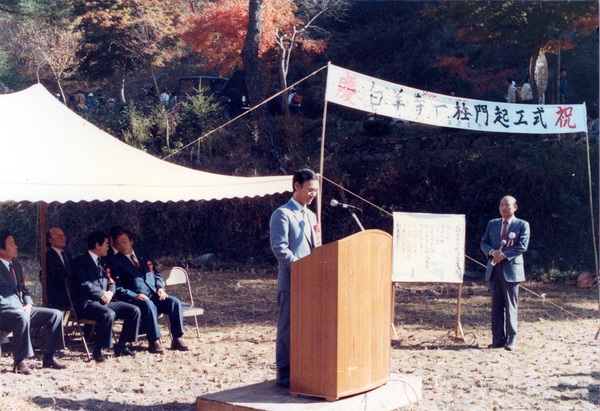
[
  {"xmin": 270, "ymin": 199, "xmax": 321, "ymax": 293},
  {"xmin": 0, "ymin": 260, "xmax": 33, "ymax": 312},
  {"xmin": 480, "ymin": 217, "xmax": 530, "ymax": 282}
]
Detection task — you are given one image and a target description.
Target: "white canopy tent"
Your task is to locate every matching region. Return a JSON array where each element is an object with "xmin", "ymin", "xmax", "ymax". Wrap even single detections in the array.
[
  {"xmin": 0, "ymin": 84, "xmax": 291, "ymax": 203},
  {"xmin": 0, "ymin": 84, "xmax": 292, "ymax": 306}
]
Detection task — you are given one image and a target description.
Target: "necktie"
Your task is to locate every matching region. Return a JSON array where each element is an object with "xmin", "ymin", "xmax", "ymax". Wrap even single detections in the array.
[
  {"xmin": 9, "ymin": 263, "xmax": 16, "ymax": 285},
  {"xmin": 130, "ymin": 254, "xmax": 141, "ymax": 269},
  {"xmin": 500, "ymin": 220, "xmax": 508, "ymax": 241},
  {"xmin": 61, "ymin": 251, "xmax": 68, "ymax": 267}
]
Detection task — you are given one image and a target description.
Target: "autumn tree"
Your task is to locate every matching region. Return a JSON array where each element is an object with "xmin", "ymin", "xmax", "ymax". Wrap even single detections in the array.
[
  {"xmin": 74, "ymin": 0, "xmax": 186, "ymax": 102},
  {"xmin": 183, "ymin": 0, "xmax": 346, "ymax": 92},
  {"xmin": 12, "ymin": 18, "xmax": 83, "ymax": 101},
  {"xmin": 274, "ymin": 0, "xmax": 347, "ymax": 100},
  {"xmin": 423, "ymin": 1, "xmax": 598, "ymax": 102},
  {"xmin": 182, "ymin": 0, "xmax": 290, "ymax": 74},
  {"xmin": 0, "ymin": 0, "xmax": 23, "ymax": 15},
  {"xmin": 0, "ymin": 1, "xmax": 82, "ymax": 96}
]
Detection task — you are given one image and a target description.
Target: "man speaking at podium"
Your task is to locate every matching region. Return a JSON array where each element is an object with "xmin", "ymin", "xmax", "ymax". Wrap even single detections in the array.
[{"xmin": 269, "ymin": 169, "xmax": 321, "ymax": 388}]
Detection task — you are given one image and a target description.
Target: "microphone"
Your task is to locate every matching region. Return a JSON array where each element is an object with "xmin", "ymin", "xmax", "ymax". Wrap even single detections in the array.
[
  {"xmin": 491, "ymin": 239, "xmax": 507, "ymax": 266},
  {"xmin": 330, "ymin": 199, "xmax": 360, "ymax": 211}
]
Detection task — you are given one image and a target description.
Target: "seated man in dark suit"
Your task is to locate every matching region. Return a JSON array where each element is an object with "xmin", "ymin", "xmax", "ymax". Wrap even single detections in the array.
[
  {"xmin": 0, "ymin": 230, "xmax": 66, "ymax": 374},
  {"xmin": 72, "ymin": 231, "xmax": 141, "ymax": 362},
  {"xmin": 110, "ymin": 228, "xmax": 189, "ymax": 353},
  {"xmin": 44, "ymin": 227, "xmax": 72, "ymax": 310}
]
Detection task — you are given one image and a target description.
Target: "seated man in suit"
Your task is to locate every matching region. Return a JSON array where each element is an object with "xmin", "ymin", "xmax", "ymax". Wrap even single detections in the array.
[
  {"xmin": 44, "ymin": 227, "xmax": 72, "ymax": 310},
  {"xmin": 72, "ymin": 231, "xmax": 141, "ymax": 362},
  {"xmin": 110, "ymin": 228, "xmax": 189, "ymax": 353},
  {"xmin": 107, "ymin": 225, "xmax": 123, "ymax": 258},
  {"xmin": 0, "ymin": 230, "xmax": 66, "ymax": 374}
]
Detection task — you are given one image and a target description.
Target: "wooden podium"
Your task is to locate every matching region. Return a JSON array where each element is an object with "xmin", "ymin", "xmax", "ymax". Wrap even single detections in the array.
[{"xmin": 289, "ymin": 229, "xmax": 392, "ymax": 402}]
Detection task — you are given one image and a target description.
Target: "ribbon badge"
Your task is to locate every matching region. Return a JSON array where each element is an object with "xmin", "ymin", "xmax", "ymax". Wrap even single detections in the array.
[
  {"xmin": 506, "ymin": 232, "xmax": 516, "ymax": 248},
  {"xmin": 105, "ymin": 267, "xmax": 116, "ymax": 284}
]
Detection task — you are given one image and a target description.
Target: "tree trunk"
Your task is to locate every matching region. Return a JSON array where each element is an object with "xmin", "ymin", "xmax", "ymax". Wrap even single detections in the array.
[
  {"xmin": 57, "ymin": 80, "xmax": 66, "ymax": 106},
  {"xmin": 120, "ymin": 70, "xmax": 127, "ymax": 103},
  {"xmin": 242, "ymin": 0, "xmax": 286, "ymax": 173}
]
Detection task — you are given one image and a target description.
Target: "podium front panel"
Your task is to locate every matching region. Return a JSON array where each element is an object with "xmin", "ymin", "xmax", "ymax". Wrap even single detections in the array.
[{"xmin": 290, "ymin": 229, "xmax": 392, "ymax": 401}]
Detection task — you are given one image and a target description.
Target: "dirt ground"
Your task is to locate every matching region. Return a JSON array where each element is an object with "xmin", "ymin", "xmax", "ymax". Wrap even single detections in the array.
[{"xmin": 0, "ymin": 262, "xmax": 598, "ymax": 411}]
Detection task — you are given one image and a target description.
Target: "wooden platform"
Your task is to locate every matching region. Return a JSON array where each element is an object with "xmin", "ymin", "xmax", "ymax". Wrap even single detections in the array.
[{"xmin": 196, "ymin": 373, "xmax": 422, "ymax": 411}]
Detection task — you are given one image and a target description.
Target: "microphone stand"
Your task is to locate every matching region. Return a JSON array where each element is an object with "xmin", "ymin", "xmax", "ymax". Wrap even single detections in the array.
[{"xmin": 348, "ymin": 208, "xmax": 365, "ymax": 232}]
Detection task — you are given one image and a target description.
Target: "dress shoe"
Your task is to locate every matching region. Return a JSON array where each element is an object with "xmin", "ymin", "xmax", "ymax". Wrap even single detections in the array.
[
  {"xmin": 42, "ymin": 355, "xmax": 67, "ymax": 369},
  {"xmin": 505, "ymin": 335, "xmax": 516, "ymax": 349},
  {"xmin": 149, "ymin": 340, "xmax": 165, "ymax": 354},
  {"xmin": 487, "ymin": 343, "xmax": 505, "ymax": 349},
  {"xmin": 505, "ymin": 344, "xmax": 517, "ymax": 352},
  {"xmin": 13, "ymin": 359, "xmax": 31, "ymax": 375},
  {"xmin": 93, "ymin": 351, "xmax": 107, "ymax": 362},
  {"xmin": 114, "ymin": 346, "xmax": 136, "ymax": 357},
  {"xmin": 170, "ymin": 338, "xmax": 190, "ymax": 351}
]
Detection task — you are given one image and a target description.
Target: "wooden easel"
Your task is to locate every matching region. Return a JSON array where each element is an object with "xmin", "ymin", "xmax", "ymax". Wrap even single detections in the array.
[
  {"xmin": 391, "ymin": 282, "xmax": 465, "ymax": 342},
  {"xmin": 454, "ymin": 283, "xmax": 465, "ymax": 340}
]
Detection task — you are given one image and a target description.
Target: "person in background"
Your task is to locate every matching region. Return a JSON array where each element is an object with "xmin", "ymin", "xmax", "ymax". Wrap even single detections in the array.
[
  {"xmin": 160, "ymin": 89, "xmax": 170, "ymax": 107},
  {"xmin": 75, "ymin": 88, "xmax": 86, "ymax": 114},
  {"xmin": 288, "ymin": 87, "xmax": 302, "ymax": 114},
  {"xmin": 269, "ymin": 81, "xmax": 283, "ymax": 115},
  {"xmin": 587, "ymin": 105, "xmax": 599, "ymax": 143},
  {"xmin": 559, "ymin": 68, "xmax": 568, "ymax": 104},
  {"xmin": 578, "ymin": 105, "xmax": 599, "ymax": 144},
  {"xmin": 506, "ymin": 79, "xmax": 517, "ymax": 103},
  {"xmin": 67, "ymin": 94, "xmax": 78, "ymax": 111},
  {"xmin": 520, "ymin": 76, "xmax": 533, "ymax": 104},
  {"xmin": 86, "ymin": 93, "xmax": 98, "ymax": 114}
]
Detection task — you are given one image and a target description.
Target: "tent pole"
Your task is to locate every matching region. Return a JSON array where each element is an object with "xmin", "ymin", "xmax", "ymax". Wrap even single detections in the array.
[
  {"xmin": 596, "ymin": 7, "xmax": 600, "ymax": 341},
  {"xmin": 39, "ymin": 201, "xmax": 47, "ymax": 307},
  {"xmin": 597, "ymin": 130, "xmax": 600, "ymax": 342}
]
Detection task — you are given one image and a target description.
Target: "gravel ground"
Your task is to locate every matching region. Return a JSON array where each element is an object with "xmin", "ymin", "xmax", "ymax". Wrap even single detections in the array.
[{"xmin": 0, "ymin": 264, "xmax": 598, "ymax": 410}]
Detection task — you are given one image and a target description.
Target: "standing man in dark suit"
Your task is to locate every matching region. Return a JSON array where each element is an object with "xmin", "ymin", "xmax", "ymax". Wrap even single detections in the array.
[
  {"xmin": 72, "ymin": 231, "xmax": 140, "ymax": 362},
  {"xmin": 481, "ymin": 196, "xmax": 530, "ymax": 351},
  {"xmin": 110, "ymin": 228, "xmax": 189, "ymax": 354},
  {"xmin": 269, "ymin": 169, "xmax": 321, "ymax": 388},
  {"xmin": 0, "ymin": 231, "xmax": 66, "ymax": 374},
  {"xmin": 44, "ymin": 227, "xmax": 72, "ymax": 310}
]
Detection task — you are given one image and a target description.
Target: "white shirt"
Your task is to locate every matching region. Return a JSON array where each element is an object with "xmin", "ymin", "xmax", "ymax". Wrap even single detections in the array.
[
  {"xmin": 87, "ymin": 250, "xmax": 102, "ymax": 267},
  {"xmin": 0, "ymin": 257, "xmax": 10, "ymax": 272}
]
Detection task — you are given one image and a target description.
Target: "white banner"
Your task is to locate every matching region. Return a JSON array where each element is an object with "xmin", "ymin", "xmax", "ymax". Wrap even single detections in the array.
[
  {"xmin": 392, "ymin": 212, "xmax": 465, "ymax": 283},
  {"xmin": 325, "ymin": 63, "xmax": 587, "ymax": 134}
]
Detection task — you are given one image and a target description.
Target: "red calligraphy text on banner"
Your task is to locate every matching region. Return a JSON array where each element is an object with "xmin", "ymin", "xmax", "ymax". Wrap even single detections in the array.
[
  {"xmin": 335, "ymin": 73, "xmax": 357, "ymax": 105},
  {"xmin": 554, "ymin": 106, "xmax": 577, "ymax": 129}
]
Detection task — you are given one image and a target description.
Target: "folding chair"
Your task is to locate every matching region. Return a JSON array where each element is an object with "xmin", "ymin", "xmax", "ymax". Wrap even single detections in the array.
[
  {"xmin": 64, "ymin": 275, "xmax": 97, "ymax": 361},
  {"xmin": 161, "ymin": 267, "xmax": 204, "ymax": 338},
  {"xmin": 0, "ymin": 330, "xmax": 13, "ymax": 357}
]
